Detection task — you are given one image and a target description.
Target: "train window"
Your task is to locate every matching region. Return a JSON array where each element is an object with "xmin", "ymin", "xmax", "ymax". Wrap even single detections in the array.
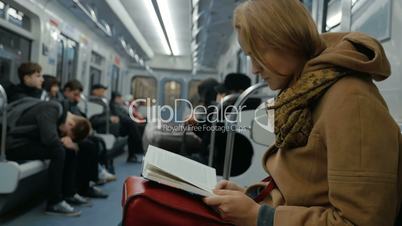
[
  {"xmin": 89, "ymin": 67, "xmax": 102, "ymax": 93},
  {"xmin": 111, "ymin": 65, "xmax": 120, "ymax": 92},
  {"xmin": 7, "ymin": 6, "xmax": 31, "ymax": 31},
  {"xmin": 0, "ymin": 1, "xmax": 4, "ymax": 17},
  {"xmin": 66, "ymin": 39, "xmax": 77, "ymax": 81},
  {"xmin": 91, "ymin": 51, "xmax": 104, "ymax": 66},
  {"xmin": 303, "ymin": 0, "xmax": 313, "ymax": 13},
  {"xmin": 237, "ymin": 50, "xmax": 248, "ymax": 74},
  {"xmin": 351, "ymin": 0, "xmax": 391, "ymax": 41},
  {"xmin": 131, "ymin": 76, "xmax": 157, "ymax": 100},
  {"xmin": 188, "ymin": 80, "xmax": 202, "ymax": 105},
  {"xmin": 0, "ymin": 27, "xmax": 31, "ymax": 83},
  {"xmin": 164, "ymin": 80, "xmax": 182, "ymax": 107},
  {"xmin": 325, "ymin": 0, "xmax": 342, "ymax": 32},
  {"xmin": 56, "ymin": 34, "xmax": 78, "ymax": 85},
  {"xmin": 56, "ymin": 39, "xmax": 64, "ymax": 84}
]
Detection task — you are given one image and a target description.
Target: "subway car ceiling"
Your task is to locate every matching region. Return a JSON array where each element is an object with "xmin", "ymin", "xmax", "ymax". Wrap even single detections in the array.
[{"xmin": 0, "ymin": 0, "xmax": 401, "ymax": 123}]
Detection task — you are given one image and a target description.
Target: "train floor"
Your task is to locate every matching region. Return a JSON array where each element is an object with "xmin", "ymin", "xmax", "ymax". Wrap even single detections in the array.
[{"xmin": 1, "ymin": 153, "xmax": 143, "ymax": 226}]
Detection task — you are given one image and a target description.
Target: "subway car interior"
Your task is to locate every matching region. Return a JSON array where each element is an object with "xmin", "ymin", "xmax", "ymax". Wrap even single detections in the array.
[{"xmin": 0, "ymin": 0, "xmax": 401, "ymax": 225}]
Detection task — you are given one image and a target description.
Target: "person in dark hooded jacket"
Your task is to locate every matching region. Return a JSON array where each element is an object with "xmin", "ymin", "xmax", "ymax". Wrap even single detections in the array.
[{"xmin": 8, "ymin": 62, "xmax": 44, "ymax": 103}]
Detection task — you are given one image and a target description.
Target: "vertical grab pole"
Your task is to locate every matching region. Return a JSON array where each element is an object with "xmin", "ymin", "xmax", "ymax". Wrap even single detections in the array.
[
  {"xmin": 222, "ymin": 82, "xmax": 267, "ymax": 180},
  {"xmin": 101, "ymin": 97, "xmax": 110, "ymax": 134},
  {"xmin": 80, "ymin": 94, "xmax": 88, "ymax": 115},
  {"xmin": 0, "ymin": 85, "xmax": 8, "ymax": 162},
  {"xmin": 208, "ymin": 94, "xmax": 240, "ymax": 167},
  {"xmin": 208, "ymin": 121, "xmax": 217, "ymax": 166}
]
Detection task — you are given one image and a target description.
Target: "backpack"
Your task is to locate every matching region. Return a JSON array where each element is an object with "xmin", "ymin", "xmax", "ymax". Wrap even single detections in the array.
[{"xmin": 0, "ymin": 97, "xmax": 62, "ymax": 137}]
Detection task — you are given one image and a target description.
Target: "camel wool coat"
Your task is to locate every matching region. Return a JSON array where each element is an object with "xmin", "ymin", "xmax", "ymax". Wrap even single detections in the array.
[{"xmin": 255, "ymin": 32, "xmax": 402, "ymax": 226}]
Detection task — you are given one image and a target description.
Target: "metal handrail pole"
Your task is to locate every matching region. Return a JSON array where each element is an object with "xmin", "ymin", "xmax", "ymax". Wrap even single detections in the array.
[
  {"xmin": 80, "ymin": 94, "xmax": 89, "ymax": 115},
  {"xmin": 222, "ymin": 82, "xmax": 267, "ymax": 180},
  {"xmin": 0, "ymin": 85, "xmax": 8, "ymax": 162},
  {"xmin": 100, "ymin": 97, "xmax": 110, "ymax": 134},
  {"xmin": 208, "ymin": 94, "xmax": 240, "ymax": 166}
]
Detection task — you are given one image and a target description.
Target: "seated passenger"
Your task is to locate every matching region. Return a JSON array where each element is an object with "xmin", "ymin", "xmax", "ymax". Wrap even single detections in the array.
[
  {"xmin": 185, "ymin": 78, "xmax": 219, "ymax": 163},
  {"xmin": 8, "ymin": 62, "xmax": 44, "ymax": 103},
  {"xmin": 213, "ymin": 73, "xmax": 255, "ymax": 176},
  {"xmin": 43, "ymin": 74, "xmax": 62, "ymax": 101},
  {"xmin": 62, "ymin": 80, "xmax": 112, "ymax": 197},
  {"xmin": 90, "ymin": 85, "xmax": 144, "ymax": 163},
  {"xmin": 215, "ymin": 73, "xmax": 261, "ymax": 110},
  {"xmin": 204, "ymin": 0, "xmax": 402, "ymax": 225},
  {"xmin": 6, "ymin": 99, "xmax": 90, "ymax": 216}
]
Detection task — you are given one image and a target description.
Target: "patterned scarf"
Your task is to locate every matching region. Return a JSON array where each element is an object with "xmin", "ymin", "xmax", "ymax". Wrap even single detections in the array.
[{"xmin": 267, "ymin": 68, "xmax": 348, "ymax": 150}]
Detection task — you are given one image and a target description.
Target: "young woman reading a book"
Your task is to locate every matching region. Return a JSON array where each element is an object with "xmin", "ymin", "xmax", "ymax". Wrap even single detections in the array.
[{"xmin": 204, "ymin": 0, "xmax": 402, "ymax": 225}]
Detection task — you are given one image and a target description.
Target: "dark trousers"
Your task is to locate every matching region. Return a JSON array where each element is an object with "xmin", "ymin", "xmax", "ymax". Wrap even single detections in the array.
[
  {"xmin": 6, "ymin": 142, "xmax": 75, "ymax": 206},
  {"xmin": 119, "ymin": 117, "xmax": 144, "ymax": 157},
  {"xmin": 62, "ymin": 148, "xmax": 77, "ymax": 197},
  {"xmin": 76, "ymin": 136, "xmax": 100, "ymax": 194}
]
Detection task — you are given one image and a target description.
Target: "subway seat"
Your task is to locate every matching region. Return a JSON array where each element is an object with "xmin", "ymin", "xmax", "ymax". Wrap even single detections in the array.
[{"xmin": 0, "ymin": 160, "xmax": 49, "ymax": 194}]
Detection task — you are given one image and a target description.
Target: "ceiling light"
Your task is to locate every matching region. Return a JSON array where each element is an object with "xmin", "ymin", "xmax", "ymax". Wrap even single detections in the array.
[
  {"xmin": 143, "ymin": 0, "xmax": 171, "ymax": 55},
  {"xmin": 120, "ymin": 38, "xmax": 127, "ymax": 48},
  {"xmin": 128, "ymin": 48, "xmax": 135, "ymax": 57},
  {"xmin": 156, "ymin": 0, "xmax": 179, "ymax": 55},
  {"xmin": 88, "ymin": 7, "xmax": 97, "ymax": 21},
  {"xmin": 105, "ymin": 0, "xmax": 154, "ymax": 58}
]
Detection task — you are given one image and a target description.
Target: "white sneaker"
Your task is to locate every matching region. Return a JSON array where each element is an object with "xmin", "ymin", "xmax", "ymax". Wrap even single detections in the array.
[
  {"xmin": 45, "ymin": 201, "xmax": 81, "ymax": 217},
  {"xmin": 65, "ymin": 194, "xmax": 92, "ymax": 207},
  {"xmin": 98, "ymin": 167, "xmax": 117, "ymax": 184}
]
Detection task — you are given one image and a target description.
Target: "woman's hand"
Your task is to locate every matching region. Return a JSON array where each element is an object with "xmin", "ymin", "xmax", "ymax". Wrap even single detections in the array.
[
  {"xmin": 215, "ymin": 180, "xmax": 246, "ymax": 193},
  {"xmin": 204, "ymin": 189, "xmax": 260, "ymax": 226}
]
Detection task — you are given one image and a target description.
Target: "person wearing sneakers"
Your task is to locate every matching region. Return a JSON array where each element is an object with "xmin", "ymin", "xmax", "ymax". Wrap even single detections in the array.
[
  {"xmin": 62, "ymin": 80, "xmax": 114, "ymax": 196},
  {"xmin": 90, "ymin": 87, "xmax": 145, "ymax": 163},
  {"xmin": 6, "ymin": 99, "xmax": 91, "ymax": 216}
]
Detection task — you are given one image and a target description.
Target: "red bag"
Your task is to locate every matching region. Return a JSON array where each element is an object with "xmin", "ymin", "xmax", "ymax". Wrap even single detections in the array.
[{"xmin": 122, "ymin": 176, "xmax": 234, "ymax": 226}]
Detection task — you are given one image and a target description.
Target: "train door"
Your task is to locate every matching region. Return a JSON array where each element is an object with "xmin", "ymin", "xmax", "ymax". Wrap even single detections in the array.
[
  {"xmin": 89, "ymin": 67, "xmax": 101, "ymax": 91},
  {"xmin": 0, "ymin": 27, "xmax": 31, "ymax": 84},
  {"xmin": 131, "ymin": 76, "xmax": 157, "ymax": 117},
  {"xmin": 89, "ymin": 51, "xmax": 104, "ymax": 94},
  {"xmin": 163, "ymin": 80, "xmax": 182, "ymax": 107},
  {"xmin": 188, "ymin": 80, "xmax": 202, "ymax": 105},
  {"xmin": 184, "ymin": 80, "xmax": 202, "ymax": 119},
  {"xmin": 56, "ymin": 34, "xmax": 78, "ymax": 86},
  {"xmin": 162, "ymin": 79, "xmax": 183, "ymax": 121}
]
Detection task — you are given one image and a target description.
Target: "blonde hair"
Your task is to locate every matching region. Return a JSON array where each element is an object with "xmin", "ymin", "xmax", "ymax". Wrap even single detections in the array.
[{"xmin": 234, "ymin": 0, "xmax": 324, "ymax": 64}]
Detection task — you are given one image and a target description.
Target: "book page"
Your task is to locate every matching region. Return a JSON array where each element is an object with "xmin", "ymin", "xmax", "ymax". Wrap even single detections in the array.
[
  {"xmin": 143, "ymin": 145, "xmax": 217, "ymax": 193},
  {"xmin": 144, "ymin": 167, "xmax": 212, "ymax": 196}
]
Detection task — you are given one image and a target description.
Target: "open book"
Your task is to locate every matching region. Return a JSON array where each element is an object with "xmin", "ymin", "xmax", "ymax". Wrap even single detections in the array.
[{"xmin": 142, "ymin": 145, "xmax": 217, "ymax": 196}]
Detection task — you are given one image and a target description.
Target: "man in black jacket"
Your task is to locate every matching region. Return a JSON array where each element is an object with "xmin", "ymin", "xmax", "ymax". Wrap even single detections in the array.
[
  {"xmin": 90, "ymin": 90, "xmax": 144, "ymax": 163},
  {"xmin": 8, "ymin": 62, "xmax": 45, "ymax": 103},
  {"xmin": 6, "ymin": 100, "xmax": 91, "ymax": 216},
  {"xmin": 62, "ymin": 80, "xmax": 114, "ymax": 195}
]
